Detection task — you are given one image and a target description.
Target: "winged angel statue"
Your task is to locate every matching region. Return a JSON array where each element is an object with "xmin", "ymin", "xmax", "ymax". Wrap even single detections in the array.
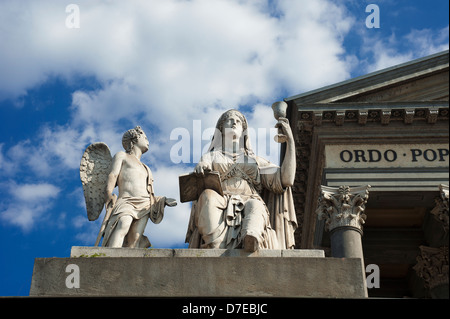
[{"xmin": 80, "ymin": 126, "xmax": 176, "ymax": 248}]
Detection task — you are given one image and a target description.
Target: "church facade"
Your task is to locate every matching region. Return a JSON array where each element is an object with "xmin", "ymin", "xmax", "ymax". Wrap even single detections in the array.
[{"xmin": 285, "ymin": 50, "xmax": 449, "ymax": 298}]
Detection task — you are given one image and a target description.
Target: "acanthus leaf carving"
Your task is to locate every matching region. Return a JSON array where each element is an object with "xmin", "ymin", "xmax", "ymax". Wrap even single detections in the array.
[{"xmin": 316, "ymin": 185, "xmax": 371, "ymax": 233}]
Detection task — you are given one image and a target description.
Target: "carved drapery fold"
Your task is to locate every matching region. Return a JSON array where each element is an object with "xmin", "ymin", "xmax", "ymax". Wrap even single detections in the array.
[{"xmin": 316, "ymin": 185, "xmax": 371, "ymax": 233}]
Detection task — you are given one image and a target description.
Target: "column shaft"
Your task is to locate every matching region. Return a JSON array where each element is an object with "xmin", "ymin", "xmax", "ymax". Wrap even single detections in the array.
[{"xmin": 330, "ymin": 227, "xmax": 364, "ymax": 259}]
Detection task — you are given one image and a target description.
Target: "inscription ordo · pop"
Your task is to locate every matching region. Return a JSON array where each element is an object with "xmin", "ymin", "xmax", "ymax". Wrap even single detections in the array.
[
  {"xmin": 339, "ymin": 148, "xmax": 448, "ymax": 163},
  {"xmin": 325, "ymin": 144, "xmax": 449, "ymax": 169}
]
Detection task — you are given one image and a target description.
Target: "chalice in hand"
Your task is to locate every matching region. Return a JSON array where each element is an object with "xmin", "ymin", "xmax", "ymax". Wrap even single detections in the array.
[{"xmin": 271, "ymin": 101, "xmax": 288, "ymax": 143}]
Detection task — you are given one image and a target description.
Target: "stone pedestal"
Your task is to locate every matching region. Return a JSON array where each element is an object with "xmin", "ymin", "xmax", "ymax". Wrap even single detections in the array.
[{"xmin": 29, "ymin": 247, "xmax": 368, "ymax": 298}]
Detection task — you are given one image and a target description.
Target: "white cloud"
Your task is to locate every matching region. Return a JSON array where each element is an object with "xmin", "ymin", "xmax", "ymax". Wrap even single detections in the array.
[
  {"xmin": 144, "ymin": 164, "xmax": 192, "ymax": 248},
  {"xmin": 0, "ymin": 0, "xmax": 358, "ymax": 173},
  {"xmin": 404, "ymin": 27, "xmax": 450, "ymax": 57},
  {"xmin": 365, "ymin": 40, "xmax": 414, "ymax": 73},
  {"xmin": 1, "ymin": 0, "xmax": 356, "ymax": 109},
  {"xmin": 1, "ymin": 205, "xmax": 38, "ymax": 232},
  {"xmin": 361, "ymin": 26, "xmax": 449, "ymax": 73},
  {"xmin": 0, "ymin": 182, "xmax": 60, "ymax": 231},
  {"xmin": 11, "ymin": 183, "xmax": 60, "ymax": 202},
  {"xmin": 0, "ymin": 144, "xmax": 16, "ymax": 174},
  {"xmin": 6, "ymin": 0, "xmax": 355, "ymax": 177},
  {"xmin": 72, "ymin": 214, "xmax": 103, "ymax": 245}
]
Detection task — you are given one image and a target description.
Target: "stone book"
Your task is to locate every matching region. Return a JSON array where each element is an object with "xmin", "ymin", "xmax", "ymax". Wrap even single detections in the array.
[{"xmin": 179, "ymin": 171, "xmax": 223, "ymax": 203}]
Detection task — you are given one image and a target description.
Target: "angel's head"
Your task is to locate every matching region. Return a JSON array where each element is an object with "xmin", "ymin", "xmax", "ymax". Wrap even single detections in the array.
[{"xmin": 122, "ymin": 126, "xmax": 149, "ymax": 154}]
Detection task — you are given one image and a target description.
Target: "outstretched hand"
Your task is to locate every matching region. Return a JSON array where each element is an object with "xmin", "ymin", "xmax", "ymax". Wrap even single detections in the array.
[{"xmin": 165, "ymin": 197, "xmax": 177, "ymax": 207}]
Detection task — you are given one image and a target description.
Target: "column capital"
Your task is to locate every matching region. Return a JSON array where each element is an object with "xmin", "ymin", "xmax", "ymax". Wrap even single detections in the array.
[
  {"xmin": 317, "ymin": 185, "xmax": 371, "ymax": 233},
  {"xmin": 430, "ymin": 184, "xmax": 449, "ymax": 233},
  {"xmin": 413, "ymin": 245, "xmax": 449, "ymax": 290}
]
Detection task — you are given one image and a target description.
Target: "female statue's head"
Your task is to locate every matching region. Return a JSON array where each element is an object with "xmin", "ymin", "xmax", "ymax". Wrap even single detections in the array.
[
  {"xmin": 208, "ymin": 109, "xmax": 254, "ymax": 154},
  {"xmin": 216, "ymin": 109, "xmax": 248, "ymax": 134}
]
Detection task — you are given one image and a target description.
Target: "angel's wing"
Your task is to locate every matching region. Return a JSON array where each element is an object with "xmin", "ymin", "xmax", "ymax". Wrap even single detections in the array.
[{"xmin": 80, "ymin": 142, "xmax": 113, "ymax": 221}]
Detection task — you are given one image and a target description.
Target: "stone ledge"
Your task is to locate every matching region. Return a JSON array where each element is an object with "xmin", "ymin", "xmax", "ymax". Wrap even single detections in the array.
[
  {"xmin": 70, "ymin": 246, "xmax": 325, "ymax": 258},
  {"xmin": 30, "ymin": 255, "xmax": 366, "ymax": 297}
]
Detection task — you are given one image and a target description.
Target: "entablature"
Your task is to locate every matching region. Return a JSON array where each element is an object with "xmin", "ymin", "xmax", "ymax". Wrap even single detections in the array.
[{"xmin": 296, "ymin": 101, "xmax": 449, "ymax": 127}]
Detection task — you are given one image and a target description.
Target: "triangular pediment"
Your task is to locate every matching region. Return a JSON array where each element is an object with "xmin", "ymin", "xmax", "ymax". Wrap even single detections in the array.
[{"xmin": 286, "ymin": 50, "xmax": 449, "ymax": 104}]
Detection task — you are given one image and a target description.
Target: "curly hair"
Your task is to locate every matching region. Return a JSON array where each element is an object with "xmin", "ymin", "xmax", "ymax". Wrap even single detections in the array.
[{"xmin": 122, "ymin": 126, "xmax": 145, "ymax": 153}]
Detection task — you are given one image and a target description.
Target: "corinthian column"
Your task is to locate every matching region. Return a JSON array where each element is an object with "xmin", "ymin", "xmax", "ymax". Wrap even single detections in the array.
[
  {"xmin": 430, "ymin": 184, "xmax": 449, "ymax": 234},
  {"xmin": 317, "ymin": 185, "xmax": 371, "ymax": 259},
  {"xmin": 413, "ymin": 245, "xmax": 449, "ymax": 299}
]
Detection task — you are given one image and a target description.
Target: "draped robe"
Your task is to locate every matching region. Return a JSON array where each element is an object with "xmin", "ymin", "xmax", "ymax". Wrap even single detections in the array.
[{"xmin": 185, "ymin": 150, "xmax": 297, "ymax": 250}]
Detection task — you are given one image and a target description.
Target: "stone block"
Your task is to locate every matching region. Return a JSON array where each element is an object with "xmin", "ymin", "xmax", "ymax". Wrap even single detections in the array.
[
  {"xmin": 31, "ymin": 247, "xmax": 365, "ymax": 298},
  {"xmin": 70, "ymin": 246, "xmax": 326, "ymax": 258},
  {"xmin": 70, "ymin": 246, "xmax": 174, "ymax": 258}
]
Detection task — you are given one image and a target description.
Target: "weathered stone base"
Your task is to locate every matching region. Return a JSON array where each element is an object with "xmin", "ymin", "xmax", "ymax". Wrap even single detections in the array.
[
  {"xmin": 70, "ymin": 246, "xmax": 326, "ymax": 258},
  {"xmin": 30, "ymin": 247, "xmax": 367, "ymax": 298}
]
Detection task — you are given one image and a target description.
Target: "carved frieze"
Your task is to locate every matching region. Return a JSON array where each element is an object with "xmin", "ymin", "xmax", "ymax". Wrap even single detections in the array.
[
  {"xmin": 296, "ymin": 103, "xmax": 448, "ymax": 127},
  {"xmin": 358, "ymin": 110, "xmax": 368, "ymax": 125},
  {"xmin": 381, "ymin": 109, "xmax": 391, "ymax": 125},
  {"xmin": 427, "ymin": 108, "xmax": 439, "ymax": 124}
]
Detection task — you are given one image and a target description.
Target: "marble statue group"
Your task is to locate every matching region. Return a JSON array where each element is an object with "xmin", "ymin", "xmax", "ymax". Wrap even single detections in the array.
[{"xmin": 80, "ymin": 102, "xmax": 297, "ymax": 251}]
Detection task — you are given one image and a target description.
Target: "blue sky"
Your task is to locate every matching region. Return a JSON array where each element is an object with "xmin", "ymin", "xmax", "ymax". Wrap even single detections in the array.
[{"xmin": 0, "ymin": 0, "xmax": 448, "ymax": 296}]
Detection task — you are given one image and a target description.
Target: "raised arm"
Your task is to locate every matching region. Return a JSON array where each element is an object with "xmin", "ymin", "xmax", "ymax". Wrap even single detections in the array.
[{"xmin": 277, "ymin": 118, "xmax": 296, "ymax": 188}]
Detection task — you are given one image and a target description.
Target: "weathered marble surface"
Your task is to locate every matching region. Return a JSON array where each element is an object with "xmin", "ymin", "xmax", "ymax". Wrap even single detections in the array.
[{"xmin": 30, "ymin": 247, "xmax": 369, "ymax": 298}]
